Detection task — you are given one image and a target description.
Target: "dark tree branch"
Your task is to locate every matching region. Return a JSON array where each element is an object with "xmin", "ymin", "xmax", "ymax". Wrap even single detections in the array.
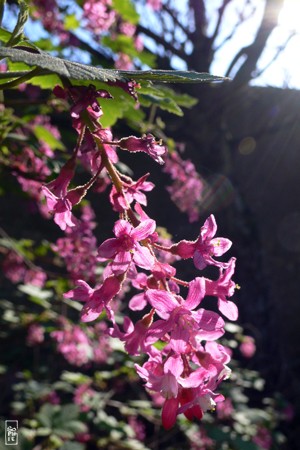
[
  {"xmin": 227, "ymin": 0, "xmax": 285, "ymax": 85},
  {"xmin": 187, "ymin": 0, "xmax": 213, "ymax": 71},
  {"xmin": 163, "ymin": 4, "xmax": 191, "ymax": 38},
  {"xmin": 189, "ymin": 0, "xmax": 207, "ymax": 35},
  {"xmin": 214, "ymin": 3, "xmax": 256, "ymax": 52},
  {"xmin": 137, "ymin": 24, "xmax": 186, "ymax": 60},
  {"xmin": 253, "ymin": 31, "xmax": 297, "ymax": 79},
  {"xmin": 211, "ymin": 0, "xmax": 234, "ymax": 43}
]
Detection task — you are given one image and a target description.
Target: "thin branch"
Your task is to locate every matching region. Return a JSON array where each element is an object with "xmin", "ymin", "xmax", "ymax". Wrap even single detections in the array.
[
  {"xmin": 163, "ymin": 4, "xmax": 190, "ymax": 38},
  {"xmin": 215, "ymin": 2, "xmax": 256, "ymax": 53},
  {"xmin": 228, "ymin": 0, "xmax": 285, "ymax": 85},
  {"xmin": 136, "ymin": 24, "xmax": 186, "ymax": 60},
  {"xmin": 253, "ymin": 31, "xmax": 297, "ymax": 79},
  {"xmin": 211, "ymin": 0, "xmax": 234, "ymax": 43}
]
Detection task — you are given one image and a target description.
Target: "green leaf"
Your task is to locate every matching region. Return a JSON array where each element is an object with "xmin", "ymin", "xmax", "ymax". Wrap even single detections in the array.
[
  {"xmin": 64, "ymin": 14, "xmax": 80, "ymax": 31},
  {"xmin": 0, "ymin": 47, "xmax": 228, "ymax": 84},
  {"xmin": 140, "ymin": 93, "xmax": 183, "ymax": 116},
  {"xmin": 98, "ymin": 84, "xmax": 136, "ymax": 127},
  {"xmin": 102, "ymin": 35, "xmax": 156, "ymax": 67},
  {"xmin": 60, "ymin": 404, "xmax": 80, "ymax": 422},
  {"xmin": 0, "ymin": 27, "xmax": 11, "ymax": 43},
  {"xmin": 36, "ymin": 404, "xmax": 57, "ymax": 428},
  {"xmin": 6, "ymin": 0, "xmax": 29, "ymax": 47},
  {"xmin": 60, "ymin": 443, "xmax": 85, "ymax": 450},
  {"xmin": 33, "ymin": 125, "xmax": 65, "ymax": 150},
  {"xmin": 112, "ymin": 0, "xmax": 139, "ymax": 24}
]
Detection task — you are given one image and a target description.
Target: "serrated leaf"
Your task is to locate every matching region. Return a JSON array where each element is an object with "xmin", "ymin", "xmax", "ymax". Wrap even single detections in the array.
[
  {"xmin": 123, "ymin": 69, "xmax": 228, "ymax": 83},
  {"xmin": 0, "ymin": 47, "xmax": 228, "ymax": 84},
  {"xmin": 112, "ymin": 0, "xmax": 139, "ymax": 24}
]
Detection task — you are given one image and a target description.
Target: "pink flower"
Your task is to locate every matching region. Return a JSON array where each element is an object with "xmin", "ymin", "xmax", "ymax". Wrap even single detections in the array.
[
  {"xmin": 27, "ymin": 324, "xmax": 45, "ymax": 346},
  {"xmin": 42, "ymin": 186, "xmax": 76, "ymax": 230},
  {"xmin": 253, "ymin": 426, "xmax": 272, "ymax": 450},
  {"xmin": 83, "ymin": 0, "xmax": 116, "ymax": 34},
  {"xmin": 117, "ymin": 134, "xmax": 167, "ymax": 165},
  {"xmin": 204, "ymin": 257, "xmax": 238, "ymax": 320},
  {"xmin": 146, "ymin": 278, "xmax": 225, "ymax": 353},
  {"xmin": 53, "ymin": 84, "xmax": 111, "ymax": 121},
  {"xmin": 171, "ymin": 214, "xmax": 232, "ymax": 269},
  {"xmin": 64, "ymin": 276, "xmax": 121, "ymax": 322},
  {"xmin": 240, "ymin": 335, "xmax": 256, "ymax": 358},
  {"xmin": 51, "ymin": 324, "xmax": 92, "ymax": 366},
  {"xmin": 216, "ymin": 398, "xmax": 234, "ymax": 419},
  {"xmin": 42, "ymin": 184, "xmax": 88, "ymax": 231},
  {"xmin": 74, "ymin": 384, "xmax": 96, "ymax": 412},
  {"xmin": 109, "ymin": 173, "xmax": 154, "ymax": 212},
  {"xmin": 115, "ymin": 53, "xmax": 134, "ymax": 70},
  {"xmin": 110, "ymin": 310, "xmax": 155, "ymax": 355},
  {"xmin": 98, "ymin": 219, "xmax": 156, "ymax": 274},
  {"xmin": 163, "ymin": 151, "xmax": 204, "ymax": 222},
  {"xmin": 147, "ymin": 0, "xmax": 163, "ymax": 11},
  {"xmin": 119, "ymin": 22, "xmax": 136, "ymax": 37}
]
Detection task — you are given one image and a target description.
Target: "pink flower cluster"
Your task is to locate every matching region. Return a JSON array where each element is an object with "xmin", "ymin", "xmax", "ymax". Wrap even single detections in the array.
[
  {"xmin": 50, "ymin": 318, "xmax": 112, "ymax": 366},
  {"xmin": 163, "ymin": 150, "xmax": 205, "ymax": 222},
  {"xmin": 32, "ymin": 0, "xmax": 76, "ymax": 45},
  {"xmin": 26, "ymin": 324, "xmax": 45, "ymax": 346},
  {"xmin": 2, "ymin": 251, "xmax": 46, "ymax": 287},
  {"xmin": 147, "ymin": 0, "xmax": 163, "ymax": 11},
  {"xmin": 83, "ymin": 0, "xmax": 116, "ymax": 34},
  {"xmin": 52, "ymin": 204, "xmax": 99, "ymax": 284},
  {"xmin": 41, "ymin": 83, "xmax": 238, "ymax": 429}
]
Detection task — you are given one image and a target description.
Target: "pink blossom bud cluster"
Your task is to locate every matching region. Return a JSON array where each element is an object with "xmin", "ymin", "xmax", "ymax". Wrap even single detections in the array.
[
  {"xmin": 83, "ymin": 0, "xmax": 116, "ymax": 34},
  {"xmin": 163, "ymin": 150, "xmax": 205, "ymax": 223},
  {"xmin": 52, "ymin": 204, "xmax": 99, "ymax": 284},
  {"xmin": 40, "ymin": 82, "xmax": 238, "ymax": 429},
  {"xmin": 26, "ymin": 323, "xmax": 45, "ymax": 346},
  {"xmin": 2, "ymin": 251, "xmax": 47, "ymax": 287},
  {"xmin": 50, "ymin": 318, "xmax": 112, "ymax": 366},
  {"xmin": 147, "ymin": 0, "xmax": 163, "ymax": 11},
  {"xmin": 31, "ymin": 0, "xmax": 76, "ymax": 45}
]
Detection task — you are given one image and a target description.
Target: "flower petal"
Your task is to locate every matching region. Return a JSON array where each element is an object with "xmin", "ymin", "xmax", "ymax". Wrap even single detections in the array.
[
  {"xmin": 129, "ymin": 293, "xmax": 147, "ymax": 310},
  {"xmin": 113, "ymin": 219, "xmax": 132, "ymax": 237},
  {"xmin": 185, "ymin": 277, "xmax": 206, "ymax": 310},
  {"xmin": 95, "ymin": 276, "xmax": 121, "ymax": 303},
  {"xmin": 146, "ymin": 289, "xmax": 178, "ymax": 319},
  {"xmin": 131, "ymin": 219, "xmax": 156, "ymax": 241},
  {"xmin": 133, "ymin": 243, "xmax": 155, "ymax": 270},
  {"xmin": 162, "ymin": 398, "xmax": 179, "ymax": 430},
  {"xmin": 210, "ymin": 237, "xmax": 232, "ymax": 257},
  {"xmin": 98, "ymin": 238, "xmax": 119, "ymax": 258},
  {"xmin": 112, "ymin": 251, "xmax": 131, "ymax": 274},
  {"xmin": 218, "ymin": 298, "xmax": 238, "ymax": 321},
  {"xmin": 80, "ymin": 299, "xmax": 104, "ymax": 322}
]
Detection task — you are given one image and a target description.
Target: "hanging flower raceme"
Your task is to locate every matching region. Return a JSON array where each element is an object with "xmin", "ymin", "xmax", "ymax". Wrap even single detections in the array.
[{"xmin": 51, "ymin": 81, "xmax": 239, "ymax": 430}]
